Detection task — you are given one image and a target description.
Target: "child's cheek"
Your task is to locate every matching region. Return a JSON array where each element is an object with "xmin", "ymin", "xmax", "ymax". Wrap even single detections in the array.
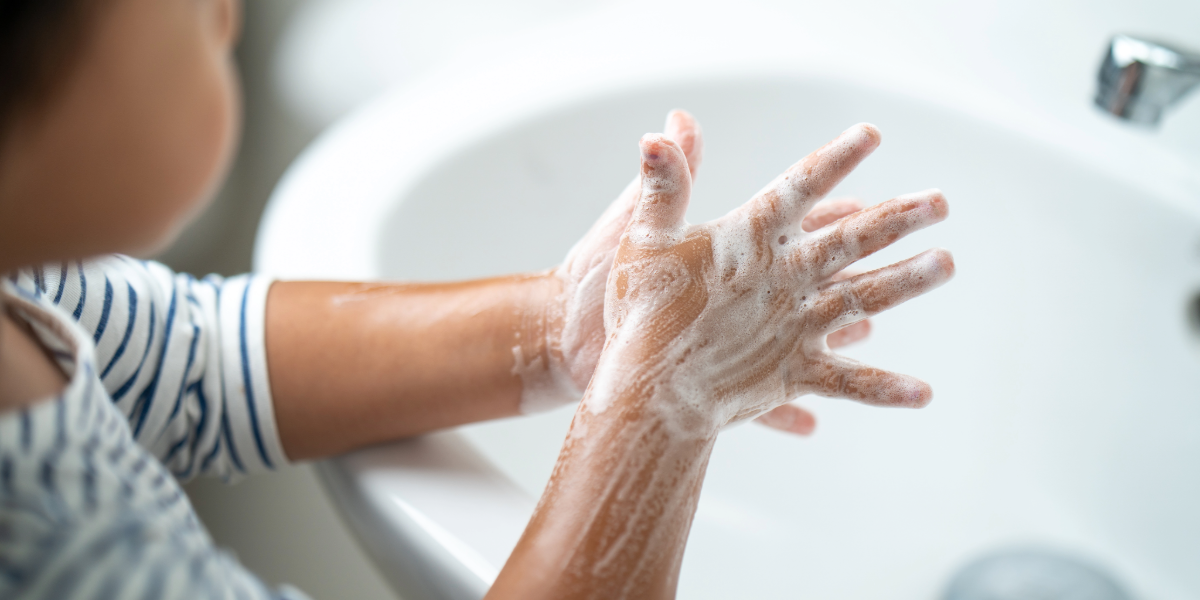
[{"xmin": 129, "ymin": 0, "xmax": 243, "ymax": 255}]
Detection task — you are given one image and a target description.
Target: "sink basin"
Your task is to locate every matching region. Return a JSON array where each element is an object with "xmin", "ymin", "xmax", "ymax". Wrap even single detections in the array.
[{"xmin": 255, "ymin": 9, "xmax": 1200, "ymax": 600}]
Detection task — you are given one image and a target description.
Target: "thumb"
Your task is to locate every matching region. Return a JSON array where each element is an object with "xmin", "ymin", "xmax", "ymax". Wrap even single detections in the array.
[
  {"xmin": 664, "ymin": 109, "xmax": 704, "ymax": 181},
  {"xmin": 629, "ymin": 134, "xmax": 691, "ymax": 239}
]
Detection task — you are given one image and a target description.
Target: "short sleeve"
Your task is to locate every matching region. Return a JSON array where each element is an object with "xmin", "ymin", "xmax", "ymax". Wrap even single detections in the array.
[{"xmin": 12, "ymin": 257, "xmax": 288, "ymax": 481}]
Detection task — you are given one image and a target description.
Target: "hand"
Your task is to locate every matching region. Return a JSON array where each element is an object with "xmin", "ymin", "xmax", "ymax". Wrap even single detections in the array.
[
  {"xmin": 589, "ymin": 123, "xmax": 953, "ymax": 430},
  {"xmin": 519, "ymin": 112, "xmax": 875, "ymax": 426},
  {"xmin": 488, "ymin": 124, "xmax": 951, "ymax": 600},
  {"xmin": 512, "ymin": 111, "xmax": 704, "ymax": 413},
  {"xmin": 752, "ymin": 196, "xmax": 873, "ymax": 434}
]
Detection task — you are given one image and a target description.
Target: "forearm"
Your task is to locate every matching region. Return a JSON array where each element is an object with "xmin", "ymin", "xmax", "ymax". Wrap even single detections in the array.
[
  {"xmin": 487, "ymin": 363, "xmax": 717, "ymax": 600},
  {"xmin": 265, "ymin": 274, "xmax": 561, "ymax": 460}
]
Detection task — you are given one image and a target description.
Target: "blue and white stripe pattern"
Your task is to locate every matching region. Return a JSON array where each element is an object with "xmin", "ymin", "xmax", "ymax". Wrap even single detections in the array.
[
  {"xmin": 0, "ymin": 257, "xmax": 304, "ymax": 599},
  {"xmin": 10, "ymin": 257, "xmax": 287, "ymax": 481}
]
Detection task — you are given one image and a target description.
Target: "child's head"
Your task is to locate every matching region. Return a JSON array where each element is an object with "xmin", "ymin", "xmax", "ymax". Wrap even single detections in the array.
[{"xmin": 0, "ymin": 0, "xmax": 242, "ymax": 273}]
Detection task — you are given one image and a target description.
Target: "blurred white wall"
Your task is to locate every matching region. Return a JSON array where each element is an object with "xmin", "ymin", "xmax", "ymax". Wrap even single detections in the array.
[{"xmin": 166, "ymin": 1, "xmax": 1200, "ymax": 599}]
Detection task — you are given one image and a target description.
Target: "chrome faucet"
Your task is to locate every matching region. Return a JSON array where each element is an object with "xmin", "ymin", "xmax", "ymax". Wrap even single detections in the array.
[{"xmin": 1095, "ymin": 34, "xmax": 1200, "ymax": 126}]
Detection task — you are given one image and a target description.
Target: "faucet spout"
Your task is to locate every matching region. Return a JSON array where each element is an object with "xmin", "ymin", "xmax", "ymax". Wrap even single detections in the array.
[{"xmin": 1095, "ymin": 34, "xmax": 1200, "ymax": 127}]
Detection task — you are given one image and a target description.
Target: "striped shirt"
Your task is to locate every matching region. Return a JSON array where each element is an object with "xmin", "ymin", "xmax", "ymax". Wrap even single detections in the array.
[{"xmin": 0, "ymin": 257, "xmax": 306, "ymax": 599}]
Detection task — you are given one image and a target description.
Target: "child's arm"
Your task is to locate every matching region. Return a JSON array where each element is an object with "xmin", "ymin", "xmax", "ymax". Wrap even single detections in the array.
[
  {"xmin": 265, "ymin": 275, "xmax": 562, "ymax": 459},
  {"xmin": 263, "ymin": 111, "xmax": 867, "ymax": 460},
  {"xmin": 486, "ymin": 124, "xmax": 954, "ymax": 599},
  {"xmin": 262, "ymin": 110, "xmax": 704, "ymax": 461}
]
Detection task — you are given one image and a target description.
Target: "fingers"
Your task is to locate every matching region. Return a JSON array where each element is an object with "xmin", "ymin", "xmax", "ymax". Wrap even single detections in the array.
[
  {"xmin": 627, "ymin": 134, "xmax": 692, "ymax": 240},
  {"xmin": 829, "ymin": 265, "xmax": 864, "ymax": 283},
  {"xmin": 826, "ymin": 319, "xmax": 870, "ymax": 349},
  {"xmin": 592, "ymin": 111, "xmax": 703, "ymax": 243},
  {"xmin": 810, "ymin": 248, "xmax": 955, "ymax": 333},
  {"xmin": 742, "ymin": 123, "xmax": 881, "ymax": 230},
  {"xmin": 801, "ymin": 197, "xmax": 863, "ymax": 232},
  {"xmin": 755, "ymin": 403, "xmax": 816, "ymax": 435},
  {"xmin": 821, "ymin": 266, "xmax": 873, "ymax": 349},
  {"xmin": 664, "ymin": 110, "xmax": 704, "ymax": 181},
  {"xmin": 800, "ymin": 352, "xmax": 933, "ymax": 408},
  {"xmin": 800, "ymin": 189, "xmax": 949, "ymax": 280}
]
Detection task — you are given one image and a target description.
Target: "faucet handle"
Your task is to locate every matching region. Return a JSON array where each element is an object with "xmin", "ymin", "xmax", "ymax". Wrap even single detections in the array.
[{"xmin": 1095, "ymin": 34, "xmax": 1200, "ymax": 126}]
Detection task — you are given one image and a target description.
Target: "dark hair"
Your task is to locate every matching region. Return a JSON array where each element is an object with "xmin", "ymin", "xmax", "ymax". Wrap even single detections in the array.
[{"xmin": 0, "ymin": 0, "xmax": 107, "ymax": 136}]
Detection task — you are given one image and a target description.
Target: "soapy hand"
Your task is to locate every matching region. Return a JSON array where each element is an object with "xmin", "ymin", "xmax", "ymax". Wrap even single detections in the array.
[
  {"xmin": 524, "ymin": 111, "xmax": 874, "ymax": 431},
  {"xmin": 589, "ymin": 124, "xmax": 953, "ymax": 429},
  {"xmin": 529, "ymin": 111, "xmax": 704, "ymax": 415}
]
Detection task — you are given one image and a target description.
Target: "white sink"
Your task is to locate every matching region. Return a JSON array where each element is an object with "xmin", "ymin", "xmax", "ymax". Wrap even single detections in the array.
[{"xmin": 256, "ymin": 8, "xmax": 1200, "ymax": 600}]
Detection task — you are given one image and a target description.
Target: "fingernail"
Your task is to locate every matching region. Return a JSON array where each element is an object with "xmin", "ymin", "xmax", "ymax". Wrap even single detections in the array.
[
  {"xmin": 927, "ymin": 249, "xmax": 955, "ymax": 278},
  {"xmin": 665, "ymin": 109, "xmax": 682, "ymax": 129},
  {"xmin": 923, "ymin": 189, "xmax": 949, "ymax": 219},
  {"xmin": 796, "ymin": 416, "xmax": 816, "ymax": 435},
  {"xmin": 848, "ymin": 122, "xmax": 882, "ymax": 146},
  {"xmin": 640, "ymin": 135, "xmax": 664, "ymax": 163},
  {"xmin": 906, "ymin": 381, "xmax": 933, "ymax": 408}
]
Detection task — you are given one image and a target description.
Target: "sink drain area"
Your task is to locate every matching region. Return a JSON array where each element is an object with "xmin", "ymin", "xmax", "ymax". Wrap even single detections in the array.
[
  {"xmin": 943, "ymin": 547, "xmax": 1132, "ymax": 600},
  {"xmin": 1189, "ymin": 291, "xmax": 1200, "ymax": 341}
]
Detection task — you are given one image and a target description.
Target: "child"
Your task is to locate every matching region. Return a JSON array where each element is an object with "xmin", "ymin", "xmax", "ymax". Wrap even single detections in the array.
[{"xmin": 0, "ymin": 0, "xmax": 953, "ymax": 598}]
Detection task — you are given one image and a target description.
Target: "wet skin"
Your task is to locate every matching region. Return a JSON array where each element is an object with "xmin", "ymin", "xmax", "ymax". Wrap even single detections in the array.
[
  {"xmin": 269, "ymin": 112, "xmax": 870, "ymax": 459},
  {"xmin": 488, "ymin": 124, "xmax": 953, "ymax": 600}
]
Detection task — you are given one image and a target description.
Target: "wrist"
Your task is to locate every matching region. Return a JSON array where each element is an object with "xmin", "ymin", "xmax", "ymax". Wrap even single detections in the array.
[
  {"xmin": 509, "ymin": 271, "xmax": 581, "ymax": 413},
  {"xmin": 503, "ymin": 362, "xmax": 718, "ymax": 599},
  {"xmin": 582, "ymin": 344, "xmax": 724, "ymax": 440}
]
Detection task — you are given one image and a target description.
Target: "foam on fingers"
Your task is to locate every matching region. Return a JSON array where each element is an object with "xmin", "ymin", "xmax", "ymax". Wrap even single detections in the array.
[
  {"xmin": 664, "ymin": 109, "xmax": 704, "ymax": 180},
  {"xmin": 627, "ymin": 134, "xmax": 692, "ymax": 242},
  {"xmin": 589, "ymin": 122, "xmax": 951, "ymax": 435},
  {"xmin": 525, "ymin": 113, "xmax": 712, "ymax": 414},
  {"xmin": 801, "ymin": 197, "xmax": 863, "ymax": 232},
  {"xmin": 791, "ymin": 123, "xmax": 882, "ymax": 203},
  {"xmin": 811, "ymin": 247, "xmax": 955, "ymax": 334},
  {"xmin": 802, "ymin": 188, "xmax": 949, "ymax": 280},
  {"xmin": 805, "ymin": 353, "xmax": 934, "ymax": 408},
  {"xmin": 857, "ymin": 248, "xmax": 955, "ymax": 313},
  {"xmin": 744, "ymin": 123, "xmax": 882, "ymax": 230}
]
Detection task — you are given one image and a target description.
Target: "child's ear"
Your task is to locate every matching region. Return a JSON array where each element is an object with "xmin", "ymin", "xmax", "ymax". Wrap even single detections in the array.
[{"xmin": 212, "ymin": 0, "xmax": 242, "ymax": 49}]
